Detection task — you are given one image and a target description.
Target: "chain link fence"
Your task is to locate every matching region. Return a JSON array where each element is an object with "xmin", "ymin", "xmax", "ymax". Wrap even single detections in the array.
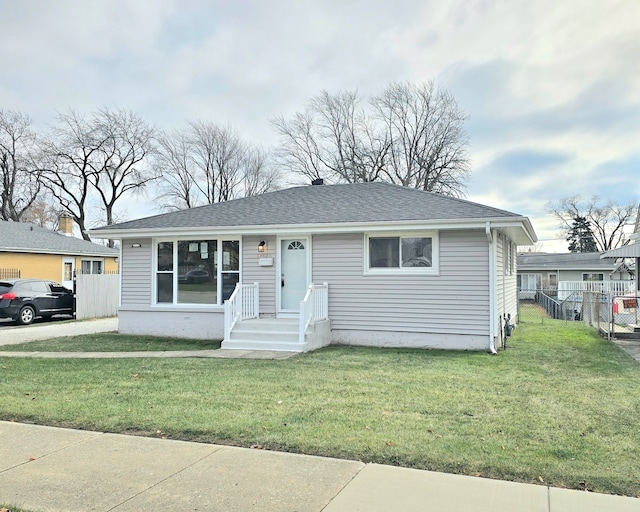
[{"xmin": 518, "ymin": 288, "xmax": 640, "ymax": 340}]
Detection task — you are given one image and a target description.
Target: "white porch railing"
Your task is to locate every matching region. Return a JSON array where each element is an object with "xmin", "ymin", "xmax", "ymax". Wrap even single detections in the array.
[
  {"xmin": 299, "ymin": 282, "xmax": 329, "ymax": 344},
  {"xmin": 558, "ymin": 280, "xmax": 635, "ymax": 300},
  {"xmin": 224, "ymin": 282, "xmax": 259, "ymax": 340}
]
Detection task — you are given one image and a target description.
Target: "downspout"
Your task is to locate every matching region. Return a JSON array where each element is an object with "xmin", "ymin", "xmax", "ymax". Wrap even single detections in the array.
[{"xmin": 486, "ymin": 222, "xmax": 498, "ymax": 354}]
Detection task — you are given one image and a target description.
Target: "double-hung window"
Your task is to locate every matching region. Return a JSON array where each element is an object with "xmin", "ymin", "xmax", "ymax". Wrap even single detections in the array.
[
  {"xmin": 155, "ymin": 239, "xmax": 240, "ymax": 305},
  {"xmin": 366, "ymin": 233, "xmax": 438, "ymax": 274}
]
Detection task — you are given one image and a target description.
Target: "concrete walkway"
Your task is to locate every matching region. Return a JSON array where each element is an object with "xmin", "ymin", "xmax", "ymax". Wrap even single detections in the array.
[
  {"xmin": 1, "ymin": 421, "xmax": 638, "ymax": 512},
  {"xmin": 611, "ymin": 338, "xmax": 640, "ymax": 363}
]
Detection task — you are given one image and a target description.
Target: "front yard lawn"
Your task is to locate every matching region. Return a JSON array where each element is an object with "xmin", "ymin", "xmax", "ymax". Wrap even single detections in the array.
[
  {"xmin": 0, "ymin": 317, "xmax": 638, "ymax": 497},
  {"xmin": 0, "ymin": 333, "xmax": 221, "ymax": 352}
]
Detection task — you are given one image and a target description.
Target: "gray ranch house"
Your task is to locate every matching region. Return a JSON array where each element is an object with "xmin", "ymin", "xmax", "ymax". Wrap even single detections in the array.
[{"xmin": 91, "ymin": 182, "xmax": 537, "ymax": 353}]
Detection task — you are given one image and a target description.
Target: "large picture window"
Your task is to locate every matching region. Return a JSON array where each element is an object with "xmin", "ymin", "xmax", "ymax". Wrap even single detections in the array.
[
  {"xmin": 366, "ymin": 233, "xmax": 437, "ymax": 273},
  {"xmin": 155, "ymin": 238, "xmax": 240, "ymax": 305}
]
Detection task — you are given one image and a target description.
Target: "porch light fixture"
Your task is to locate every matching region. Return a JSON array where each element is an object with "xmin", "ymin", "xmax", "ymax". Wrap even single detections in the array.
[
  {"xmin": 258, "ymin": 240, "xmax": 267, "ymax": 253},
  {"xmin": 131, "ymin": 243, "xmax": 142, "ymax": 248}
]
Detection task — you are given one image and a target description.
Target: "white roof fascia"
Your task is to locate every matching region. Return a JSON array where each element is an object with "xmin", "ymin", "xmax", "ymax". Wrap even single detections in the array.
[
  {"xmin": 600, "ymin": 241, "xmax": 640, "ymax": 259},
  {"xmin": 0, "ymin": 247, "xmax": 117, "ymax": 257},
  {"xmin": 90, "ymin": 217, "xmax": 536, "ymax": 244}
]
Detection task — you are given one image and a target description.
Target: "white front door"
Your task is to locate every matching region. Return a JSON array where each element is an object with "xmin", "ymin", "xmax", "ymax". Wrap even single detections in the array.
[
  {"xmin": 279, "ymin": 238, "xmax": 309, "ymax": 312},
  {"xmin": 62, "ymin": 258, "xmax": 75, "ymax": 290}
]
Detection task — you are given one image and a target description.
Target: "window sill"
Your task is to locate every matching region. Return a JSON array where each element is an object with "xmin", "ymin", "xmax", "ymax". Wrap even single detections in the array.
[
  {"xmin": 363, "ymin": 268, "xmax": 440, "ymax": 277},
  {"xmin": 151, "ymin": 304, "xmax": 226, "ymax": 312}
]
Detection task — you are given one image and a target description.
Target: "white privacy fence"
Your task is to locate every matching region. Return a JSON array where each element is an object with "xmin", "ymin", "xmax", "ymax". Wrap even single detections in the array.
[{"xmin": 74, "ymin": 273, "xmax": 120, "ymax": 320}]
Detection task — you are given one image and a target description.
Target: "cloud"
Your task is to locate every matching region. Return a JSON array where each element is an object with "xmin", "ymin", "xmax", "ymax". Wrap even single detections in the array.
[{"xmin": 0, "ymin": 0, "xmax": 638, "ymax": 251}]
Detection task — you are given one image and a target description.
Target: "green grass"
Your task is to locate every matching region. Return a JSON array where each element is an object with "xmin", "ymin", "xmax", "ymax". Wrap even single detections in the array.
[
  {"xmin": 0, "ymin": 333, "xmax": 221, "ymax": 352},
  {"xmin": 0, "ymin": 505, "xmax": 38, "ymax": 512},
  {"xmin": 0, "ymin": 318, "xmax": 638, "ymax": 497}
]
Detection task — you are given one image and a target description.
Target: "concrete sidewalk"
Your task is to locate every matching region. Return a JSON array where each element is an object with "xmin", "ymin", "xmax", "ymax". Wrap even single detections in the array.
[{"xmin": 1, "ymin": 422, "xmax": 638, "ymax": 512}]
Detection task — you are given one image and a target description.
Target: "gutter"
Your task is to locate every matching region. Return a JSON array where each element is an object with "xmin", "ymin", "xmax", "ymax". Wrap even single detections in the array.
[{"xmin": 486, "ymin": 222, "xmax": 498, "ymax": 354}]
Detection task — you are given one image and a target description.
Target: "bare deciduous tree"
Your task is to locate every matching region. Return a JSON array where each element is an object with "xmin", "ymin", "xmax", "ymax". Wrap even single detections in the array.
[
  {"xmin": 19, "ymin": 194, "xmax": 60, "ymax": 230},
  {"xmin": 0, "ymin": 109, "xmax": 43, "ymax": 221},
  {"xmin": 272, "ymin": 90, "xmax": 388, "ymax": 184},
  {"xmin": 271, "ymin": 81, "xmax": 470, "ymax": 196},
  {"xmin": 372, "ymin": 81, "xmax": 470, "ymax": 196},
  {"xmin": 154, "ymin": 121, "xmax": 279, "ymax": 210},
  {"xmin": 41, "ymin": 110, "xmax": 98, "ymax": 240},
  {"xmin": 42, "ymin": 109, "xmax": 155, "ymax": 244},
  {"xmin": 154, "ymin": 130, "xmax": 198, "ymax": 211},
  {"xmin": 89, "ymin": 109, "xmax": 155, "ymax": 246},
  {"xmin": 189, "ymin": 121, "xmax": 244, "ymax": 203},
  {"xmin": 242, "ymin": 146, "xmax": 279, "ymax": 197},
  {"xmin": 547, "ymin": 196, "xmax": 638, "ymax": 251}
]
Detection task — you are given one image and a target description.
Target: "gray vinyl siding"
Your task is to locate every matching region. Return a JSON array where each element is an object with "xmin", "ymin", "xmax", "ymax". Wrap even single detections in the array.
[
  {"xmin": 497, "ymin": 234, "xmax": 517, "ymax": 323},
  {"xmin": 120, "ymin": 238, "xmax": 153, "ymax": 306},
  {"xmin": 312, "ymin": 230, "xmax": 490, "ymax": 335},
  {"xmin": 505, "ymin": 237, "xmax": 518, "ymax": 321},
  {"xmin": 496, "ymin": 233, "xmax": 505, "ymax": 316},
  {"xmin": 242, "ymin": 235, "xmax": 277, "ymax": 315}
]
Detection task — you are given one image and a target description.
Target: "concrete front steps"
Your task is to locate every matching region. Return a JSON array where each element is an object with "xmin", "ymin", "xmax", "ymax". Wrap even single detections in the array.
[{"xmin": 222, "ymin": 317, "xmax": 331, "ymax": 352}]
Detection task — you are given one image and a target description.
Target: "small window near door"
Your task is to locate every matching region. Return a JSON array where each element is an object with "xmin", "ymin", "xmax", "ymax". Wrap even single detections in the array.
[
  {"xmin": 64, "ymin": 262, "xmax": 73, "ymax": 282},
  {"xmin": 287, "ymin": 241, "xmax": 305, "ymax": 251}
]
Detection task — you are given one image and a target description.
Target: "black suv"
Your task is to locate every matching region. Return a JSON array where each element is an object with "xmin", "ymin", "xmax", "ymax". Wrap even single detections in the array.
[{"xmin": 0, "ymin": 279, "xmax": 74, "ymax": 325}]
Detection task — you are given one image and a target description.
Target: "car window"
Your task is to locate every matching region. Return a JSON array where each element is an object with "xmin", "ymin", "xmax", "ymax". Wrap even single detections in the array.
[
  {"xmin": 0, "ymin": 283, "xmax": 12, "ymax": 294},
  {"xmin": 28, "ymin": 281, "xmax": 49, "ymax": 294},
  {"xmin": 50, "ymin": 283, "xmax": 69, "ymax": 293},
  {"xmin": 11, "ymin": 283, "xmax": 28, "ymax": 294}
]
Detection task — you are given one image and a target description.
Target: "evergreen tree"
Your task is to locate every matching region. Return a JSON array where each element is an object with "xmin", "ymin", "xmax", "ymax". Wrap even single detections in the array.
[{"xmin": 566, "ymin": 216, "xmax": 598, "ymax": 252}]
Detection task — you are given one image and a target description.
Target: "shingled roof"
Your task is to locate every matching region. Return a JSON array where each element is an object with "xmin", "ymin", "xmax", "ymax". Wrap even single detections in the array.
[
  {"xmin": 517, "ymin": 252, "xmax": 615, "ymax": 271},
  {"xmin": 92, "ymin": 182, "xmax": 534, "ymax": 237},
  {"xmin": 0, "ymin": 220, "xmax": 118, "ymax": 257}
]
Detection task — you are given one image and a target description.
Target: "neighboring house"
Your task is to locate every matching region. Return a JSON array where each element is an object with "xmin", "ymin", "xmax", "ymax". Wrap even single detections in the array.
[
  {"xmin": 600, "ymin": 215, "xmax": 640, "ymax": 294},
  {"xmin": 90, "ymin": 182, "xmax": 536, "ymax": 353},
  {"xmin": 517, "ymin": 251, "xmax": 635, "ymax": 299},
  {"xmin": 0, "ymin": 219, "xmax": 119, "ymax": 289}
]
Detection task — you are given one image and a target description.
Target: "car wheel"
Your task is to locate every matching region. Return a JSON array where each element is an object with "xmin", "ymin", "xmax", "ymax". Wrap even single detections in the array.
[{"xmin": 17, "ymin": 305, "xmax": 36, "ymax": 325}]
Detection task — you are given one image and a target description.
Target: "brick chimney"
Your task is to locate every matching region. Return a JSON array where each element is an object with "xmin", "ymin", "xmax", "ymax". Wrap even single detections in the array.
[{"xmin": 58, "ymin": 214, "xmax": 74, "ymax": 237}]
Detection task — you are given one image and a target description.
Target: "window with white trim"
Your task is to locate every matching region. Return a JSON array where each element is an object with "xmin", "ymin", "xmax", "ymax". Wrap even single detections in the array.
[
  {"xmin": 504, "ymin": 240, "xmax": 513, "ymax": 275},
  {"xmin": 582, "ymin": 273, "xmax": 603, "ymax": 282},
  {"xmin": 155, "ymin": 238, "xmax": 240, "ymax": 305},
  {"xmin": 518, "ymin": 273, "xmax": 540, "ymax": 291},
  {"xmin": 365, "ymin": 233, "xmax": 438, "ymax": 273}
]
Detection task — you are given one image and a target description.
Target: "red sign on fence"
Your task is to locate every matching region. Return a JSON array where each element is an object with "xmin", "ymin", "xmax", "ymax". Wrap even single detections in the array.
[{"xmin": 622, "ymin": 299, "xmax": 638, "ymax": 309}]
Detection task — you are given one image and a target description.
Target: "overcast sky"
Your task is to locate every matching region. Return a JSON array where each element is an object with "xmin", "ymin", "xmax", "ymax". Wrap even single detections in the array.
[{"xmin": 1, "ymin": 0, "xmax": 638, "ymax": 250}]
